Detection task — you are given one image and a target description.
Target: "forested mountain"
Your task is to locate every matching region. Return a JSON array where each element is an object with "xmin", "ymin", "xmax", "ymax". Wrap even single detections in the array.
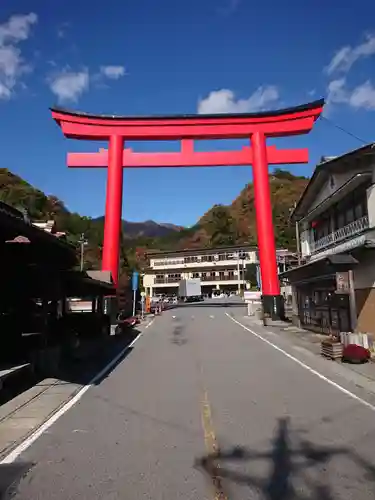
[{"xmin": 0, "ymin": 167, "xmax": 308, "ymax": 273}]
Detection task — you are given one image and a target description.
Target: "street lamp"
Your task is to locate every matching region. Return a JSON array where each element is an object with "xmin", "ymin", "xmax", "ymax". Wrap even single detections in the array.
[{"xmin": 235, "ymin": 251, "xmax": 246, "ymax": 294}]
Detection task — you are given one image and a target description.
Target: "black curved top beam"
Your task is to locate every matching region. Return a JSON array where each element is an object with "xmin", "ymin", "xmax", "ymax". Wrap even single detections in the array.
[{"xmin": 50, "ymin": 98, "xmax": 325, "ymax": 121}]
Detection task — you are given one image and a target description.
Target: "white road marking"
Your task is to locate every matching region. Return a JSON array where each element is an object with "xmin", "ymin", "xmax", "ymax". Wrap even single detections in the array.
[
  {"xmin": 145, "ymin": 318, "xmax": 155, "ymax": 329},
  {"xmin": 1, "ymin": 327, "xmax": 149, "ymax": 464},
  {"xmin": 226, "ymin": 314, "xmax": 375, "ymax": 413},
  {"xmin": 209, "ymin": 315, "xmax": 215, "ymax": 319}
]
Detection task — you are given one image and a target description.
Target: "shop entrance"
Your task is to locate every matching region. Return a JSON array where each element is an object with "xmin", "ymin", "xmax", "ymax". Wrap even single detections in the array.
[{"xmin": 297, "ymin": 278, "xmax": 351, "ymax": 334}]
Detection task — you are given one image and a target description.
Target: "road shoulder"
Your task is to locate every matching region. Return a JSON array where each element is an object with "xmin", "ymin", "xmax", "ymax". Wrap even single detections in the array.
[{"xmin": 226, "ymin": 311, "xmax": 375, "ymax": 409}]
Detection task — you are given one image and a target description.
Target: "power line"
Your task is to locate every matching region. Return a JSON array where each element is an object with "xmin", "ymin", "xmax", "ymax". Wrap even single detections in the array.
[{"xmin": 319, "ymin": 115, "xmax": 369, "ymax": 145}]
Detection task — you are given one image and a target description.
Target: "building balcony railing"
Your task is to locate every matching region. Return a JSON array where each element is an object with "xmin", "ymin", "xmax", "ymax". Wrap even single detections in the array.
[
  {"xmin": 154, "ymin": 275, "xmax": 242, "ymax": 284},
  {"xmin": 310, "ymin": 215, "xmax": 369, "ymax": 253},
  {"xmin": 200, "ymin": 275, "xmax": 240, "ymax": 282},
  {"xmin": 201, "ymin": 274, "xmax": 238, "ymax": 281},
  {"xmin": 154, "ymin": 277, "xmax": 181, "ymax": 284},
  {"xmin": 152, "ymin": 252, "xmax": 251, "ymax": 267}
]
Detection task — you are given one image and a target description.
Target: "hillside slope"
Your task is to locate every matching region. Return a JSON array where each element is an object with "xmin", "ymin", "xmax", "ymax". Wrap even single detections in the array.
[
  {"xmin": 0, "ymin": 167, "xmax": 308, "ymax": 272},
  {"xmin": 162, "ymin": 169, "xmax": 308, "ymax": 251}
]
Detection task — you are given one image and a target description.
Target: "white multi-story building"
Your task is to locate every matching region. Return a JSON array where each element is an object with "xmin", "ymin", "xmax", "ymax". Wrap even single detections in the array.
[
  {"xmin": 143, "ymin": 245, "xmax": 292, "ymax": 297},
  {"xmin": 284, "ymin": 143, "xmax": 375, "ymax": 335}
]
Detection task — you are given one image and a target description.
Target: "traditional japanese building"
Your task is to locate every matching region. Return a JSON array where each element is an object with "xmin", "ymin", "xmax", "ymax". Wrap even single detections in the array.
[{"xmin": 281, "ymin": 144, "xmax": 375, "ymax": 335}]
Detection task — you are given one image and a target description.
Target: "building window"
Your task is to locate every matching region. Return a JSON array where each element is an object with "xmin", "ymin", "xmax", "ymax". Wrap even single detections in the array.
[
  {"xmin": 314, "ymin": 215, "xmax": 330, "ymax": 240},
  {"xmin": 346, "ymin": 207, "xmax": 354, "ymax": 224},
  {"xmin": 354, "ymin": 201, "xmax": 364, "ymax": 219}
]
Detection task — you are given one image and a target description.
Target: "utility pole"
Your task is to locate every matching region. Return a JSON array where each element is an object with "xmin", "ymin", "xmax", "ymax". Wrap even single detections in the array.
[
  {"xmin": 78, "ymin": 233, "xmax": 88, "ymax": 271},
  {"xmin": 290, "ymin": 202, "xmax": 301, "ymax": 266},
  {"xmin": 242, "ymin": 255, "xmax": 246, "ymax": 290},
  {"xmin": 236, "ymin": 252, "xmax": 241, "ymax": 295},
  {"xmin": 295, "ymin": 219, "xmax": 301, "ymax": 266}
]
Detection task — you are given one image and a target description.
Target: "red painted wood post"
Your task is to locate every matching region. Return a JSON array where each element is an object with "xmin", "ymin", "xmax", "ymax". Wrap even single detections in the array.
[
  {"xmin": 102, "ymin": 135, "xmax": 124, "ymax": 287},
  {"xmin": 252, "ymin": 131, "xmax": 281, "ymax": 319}
]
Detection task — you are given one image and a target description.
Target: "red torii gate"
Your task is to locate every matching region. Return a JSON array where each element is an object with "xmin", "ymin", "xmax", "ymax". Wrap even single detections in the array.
[{"xmin": 51, "ymin": 99, "xmax": 324, "ymax": 319}]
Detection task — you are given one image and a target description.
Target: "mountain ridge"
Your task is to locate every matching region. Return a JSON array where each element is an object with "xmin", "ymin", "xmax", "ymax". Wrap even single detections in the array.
[
  {"xmin": 92, "ymin": 216, "xmax": 182, "ymax": 238},
  {"xmin": 0, "ymin": 167, "xmax": 308, "ymax": 273}
]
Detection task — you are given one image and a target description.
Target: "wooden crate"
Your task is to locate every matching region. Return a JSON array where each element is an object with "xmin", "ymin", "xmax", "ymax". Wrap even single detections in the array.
[{"xmin": 321, "ymin": 341, "xmax": 343, "ymax": 360}]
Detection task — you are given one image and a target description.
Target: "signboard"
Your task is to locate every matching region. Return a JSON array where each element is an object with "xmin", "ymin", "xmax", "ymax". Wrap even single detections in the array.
[
  {"xmin": 132, "ymin": 271, "xmax": 139, "ymax": 291},
  {"xmin": 336, "ymin": 271, "xmax": 350, "ymax": 294},
  {"xmin": 256, "ymin": 265, "xmax": 262, "ymax": 289},
  {"xmin": 146, "ymin": 296, "xmax": 151, "ymax": 313},
  {"xmin": 244, "ymin": 291, "xmax": 262, "ymax": 302}
]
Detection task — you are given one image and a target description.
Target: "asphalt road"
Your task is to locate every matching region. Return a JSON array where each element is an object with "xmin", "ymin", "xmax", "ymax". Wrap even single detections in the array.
[{"xmin": 3, "ymin": 300, "xmax": 375, "ymax": 499}]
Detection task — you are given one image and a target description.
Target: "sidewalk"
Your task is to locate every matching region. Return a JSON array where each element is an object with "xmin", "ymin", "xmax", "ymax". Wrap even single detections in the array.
[{"xmin": 237, "ymin": 313, "xmax": 375, "ymax": 384}]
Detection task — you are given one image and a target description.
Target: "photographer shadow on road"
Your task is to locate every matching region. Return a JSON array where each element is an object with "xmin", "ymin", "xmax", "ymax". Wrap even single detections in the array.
[{"xmin": 195, "ymin": 417, "xmax": 375, "ymax": 500}]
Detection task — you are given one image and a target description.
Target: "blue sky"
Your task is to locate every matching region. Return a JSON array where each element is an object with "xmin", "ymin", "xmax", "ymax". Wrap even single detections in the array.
[{"xmin": 1, "ymin": 0, "xmax": 375, "ymax": 226}]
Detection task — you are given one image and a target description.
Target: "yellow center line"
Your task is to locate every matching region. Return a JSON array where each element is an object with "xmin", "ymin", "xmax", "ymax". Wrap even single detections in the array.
[{"xmin": 201, "ymin": 391, "xmax": 228, "ymax": 500}]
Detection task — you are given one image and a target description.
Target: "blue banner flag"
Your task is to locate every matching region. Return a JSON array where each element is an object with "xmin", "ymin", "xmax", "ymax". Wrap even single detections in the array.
[{"xmin": 132, "ymin": 271, "xmax": 139, "ymax": 291}]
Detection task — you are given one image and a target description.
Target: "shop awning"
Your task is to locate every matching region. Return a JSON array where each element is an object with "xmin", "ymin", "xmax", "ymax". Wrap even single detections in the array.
[
  {"xmin": 279, "ymin": 254, "xmax": 358, "ymax": 284},
  {"xmin": 63, "ymin": 270, "xmax": 116, "ymax": 297}
]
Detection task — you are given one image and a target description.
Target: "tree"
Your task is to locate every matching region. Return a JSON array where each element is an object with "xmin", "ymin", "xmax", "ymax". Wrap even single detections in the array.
[
  {"xmin": 244, "ymin": 264, "xmax": 258, "ymax": 288},
  {"xmin": 205, "ymin": 205, "xmax": 237, "ymax": 246}
]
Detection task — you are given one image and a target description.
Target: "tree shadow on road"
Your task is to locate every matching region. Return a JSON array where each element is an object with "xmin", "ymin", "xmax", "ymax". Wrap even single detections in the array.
[
  {"xmin": 0, "ymin": 462, "xmax": 33, "ymax": 500},
  {"xmin": 195, "ymin": 417, "xmax": 375, "ymax": 499},
  {"xmin": 56, "ymin": 329, "xmax": 141, "ymax": 387},
  {"xmin": 0, "ymin": 331, "xmax": 141, "ymax": 412},
  {"xmin": 171, "ymin": 319, "xmax": 188, "ymax": 346}
]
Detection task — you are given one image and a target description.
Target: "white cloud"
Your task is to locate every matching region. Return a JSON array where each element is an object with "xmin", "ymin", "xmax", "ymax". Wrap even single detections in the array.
[
  {"xmin": 327, "ymin": 78, "xmax": 375, "ymax": 111},
  {"xmin": 57, "ymin": 22, "xmax": 70, "ymax": 39},
  {"xmin": 0, "ymin": 13, "xmax": 37, "ymax": 45},
  {"xmin": 48, "ymin": 68, "xmax": 89, "ymax": 104},
  {"xmin": 325, "ymin": 34, "xmax": 375, "ymax": 75},
  {"xmin": 47, "ymin": 63, "xmax": 126, "ymax": 103},
  {"xmin": 0, "ymin": 13, "xmax": 37, "ymax": 100},
  {"xmin": 327, "ymin": 78, "xmax": 348, "ymax": 105},
  {"xmin": 349, "ymin": 81, "xmax": 375, "ymax": 110},
  {"xmin": 100, "ymin": 65, "xmax": 125, "ymax": 79},
  {"xmin": 197, "ymin": 86, "xmax": 279, "ymax": 114}
]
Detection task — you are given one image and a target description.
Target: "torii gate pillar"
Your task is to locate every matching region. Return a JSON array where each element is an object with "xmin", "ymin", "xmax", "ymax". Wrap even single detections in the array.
[
  {"xmin": 252, "ymin": 131, "xmax": 281, "ymax": 314},
  {"xmin": 51, "ymin": 99, "xmax": 324, "ymax": 320},
  {"xmin": 102, "ymin": 135, "xmax": 124, "ymax": 278}
]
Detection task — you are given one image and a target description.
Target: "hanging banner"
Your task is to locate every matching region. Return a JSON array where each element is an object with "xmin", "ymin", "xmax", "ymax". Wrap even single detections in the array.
[
  {"xmin": 132, "ymin": 271, "xmax": 139, "ymax": 291},
  {"xmin": 335, "ymin": 271, "xmax": 349, "ymax": 294},
  {"xmin": 256, "ymin": 264, "xmax": 262, "ymax": 290}
]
